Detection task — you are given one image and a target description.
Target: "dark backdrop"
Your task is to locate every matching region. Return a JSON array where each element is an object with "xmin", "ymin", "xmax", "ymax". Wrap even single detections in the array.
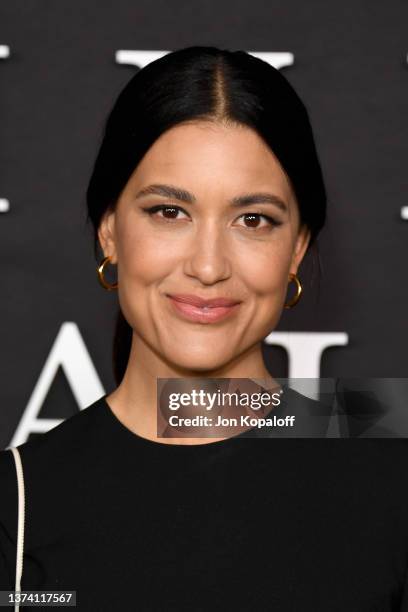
[{"xmin": 1, "ymin": 1, "xmax": 407, "ymax": 447}]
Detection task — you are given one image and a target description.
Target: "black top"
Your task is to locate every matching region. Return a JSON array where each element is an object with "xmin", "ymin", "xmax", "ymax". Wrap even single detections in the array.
[{"xmin": 1, "ymin": 389, "xmax": 408, "ymax": 611}]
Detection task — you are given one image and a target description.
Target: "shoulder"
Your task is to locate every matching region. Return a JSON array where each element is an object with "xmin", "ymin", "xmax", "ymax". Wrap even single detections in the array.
[
  {"xmin": 0, "ymin": 395, "xmax": 108, "ymax": 478},
  {"xmin": 0, "ymin": 396, "xmax": 108, "ymax": 541}
]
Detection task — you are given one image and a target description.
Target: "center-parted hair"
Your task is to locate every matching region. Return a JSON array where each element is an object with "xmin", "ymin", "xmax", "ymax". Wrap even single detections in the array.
[{"xmin": 85, "ymin": 45, "xmax": 327, "ymax": 385}]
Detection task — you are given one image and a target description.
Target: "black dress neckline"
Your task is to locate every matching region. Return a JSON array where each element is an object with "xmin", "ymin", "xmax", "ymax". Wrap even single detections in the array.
[{"xmin": 99, "ymin": 384, "xmax": 291, "ymax": 450}]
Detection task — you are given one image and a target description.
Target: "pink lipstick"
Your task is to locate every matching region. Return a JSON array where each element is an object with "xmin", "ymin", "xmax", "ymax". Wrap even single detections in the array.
[{"xmin": 166, "ymin": 294, "xmax": 241, "ymax": 324}]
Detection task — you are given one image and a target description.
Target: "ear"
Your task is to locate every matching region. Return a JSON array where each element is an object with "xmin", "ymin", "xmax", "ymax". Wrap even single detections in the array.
[
  {"xmin": 290, "ymin": 224, "xmax": 311, "ymax": 274},
  {"xmin": 97, "ymin": 209, "xmax": 118, "ymax": 264}
]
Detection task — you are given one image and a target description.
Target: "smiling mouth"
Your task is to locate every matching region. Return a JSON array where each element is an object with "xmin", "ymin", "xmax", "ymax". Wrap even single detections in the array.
[{"xmin": 166, "ymin": 295, "xmax": 241, "ymax": 324}]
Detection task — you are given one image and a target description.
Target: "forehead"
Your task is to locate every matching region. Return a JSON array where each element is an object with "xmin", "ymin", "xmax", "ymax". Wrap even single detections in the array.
[{"xmin": 122, "ymin": 121, "xmax": 295, "ymax": 206}]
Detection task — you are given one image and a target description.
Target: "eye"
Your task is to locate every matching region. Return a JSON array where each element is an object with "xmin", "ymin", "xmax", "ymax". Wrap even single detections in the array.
[
  {"xmin": 235, "ymin": 212, "xmax": 282, "ymax": 231},
  {"xmin": 143, "ymin": 204, "xmax": 189, "ymax": 222},
  {"xmin": 142, "ymin": 204, "xmax": 282, "ymax": 231}
]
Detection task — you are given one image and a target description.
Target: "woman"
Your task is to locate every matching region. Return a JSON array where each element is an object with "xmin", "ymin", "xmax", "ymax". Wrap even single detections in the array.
[{"xmin": 1, "ymin": 45, "xmax": 408, "ymax": 611}]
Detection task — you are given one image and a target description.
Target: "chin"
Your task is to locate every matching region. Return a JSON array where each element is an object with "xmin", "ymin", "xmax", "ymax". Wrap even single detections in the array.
[{"xmin": 165, "ymin": 349, "xmax": 231, "ymax": 375}]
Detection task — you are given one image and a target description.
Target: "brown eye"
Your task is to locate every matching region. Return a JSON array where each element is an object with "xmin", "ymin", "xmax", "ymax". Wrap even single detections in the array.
[
  {"xmin": 160, "ymin": 207, "xmax": 179, "ymax": 219},
  {"xmin": 144, "ymin": 205, "xmax": 189, "ymax": 221},
  {"xmin": 243, "ymin": 213, "xmax": 262, "ymax": 228},
  {"xmin": 237, "ymin": 213, "xmax": 281, "ymax": 230}
]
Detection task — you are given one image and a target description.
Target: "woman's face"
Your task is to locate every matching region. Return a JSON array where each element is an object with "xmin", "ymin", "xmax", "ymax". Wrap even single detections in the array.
[{"xmin": 98, "ymin": 120, "xmax": 310, "ymax": 372}]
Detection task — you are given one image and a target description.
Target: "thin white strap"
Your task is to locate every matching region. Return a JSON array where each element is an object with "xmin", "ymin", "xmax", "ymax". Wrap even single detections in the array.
[{"xmin": 9, "ymin": 447, "xmax": 25, "ymax": 612}]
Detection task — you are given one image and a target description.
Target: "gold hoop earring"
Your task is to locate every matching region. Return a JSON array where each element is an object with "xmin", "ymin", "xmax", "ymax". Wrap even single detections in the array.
[
  {"xmin": 97, "ymin": 256, "xmax": 118, "ymax": 291},
  {"xmin": 284, "ymin": 273, "xmax": 302, "ymax": 309}
]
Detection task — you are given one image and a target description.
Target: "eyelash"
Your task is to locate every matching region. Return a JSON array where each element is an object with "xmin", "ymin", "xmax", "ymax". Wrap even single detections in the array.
[{"xmin": 142, "ymin": 204, "xmax": 282, "ymax": 231}]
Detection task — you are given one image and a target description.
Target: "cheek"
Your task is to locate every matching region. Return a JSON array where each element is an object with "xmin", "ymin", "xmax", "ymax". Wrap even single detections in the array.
[
  {"xmin": 241, "ymin": 256, "xmax": 288, "ymax": 295},
  {"xmin": 114, "ymin": 223, "xmax": 171, "ymax": 331},
  {"xmin": 116, "ymin": 221, "xmax": 173, "ymax": 285},
  {"xmin": 237, "ymin": 240, "xmax": 292, "ymax": 298}
]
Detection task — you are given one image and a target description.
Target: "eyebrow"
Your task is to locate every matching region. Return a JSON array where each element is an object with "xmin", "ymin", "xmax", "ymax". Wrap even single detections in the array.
[{"xmin": 134, "ymin": 183, "xmax": 288, "ymax": 212}]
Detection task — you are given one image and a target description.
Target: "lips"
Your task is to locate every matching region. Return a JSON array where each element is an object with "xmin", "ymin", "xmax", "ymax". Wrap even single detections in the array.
[
  {"xmin": 166, "ymin": 294, "xmax": 241, "ymax": 324},
  {"xmin": 166, "ymin": 293, "xmax": 241, "ymax": 308}
]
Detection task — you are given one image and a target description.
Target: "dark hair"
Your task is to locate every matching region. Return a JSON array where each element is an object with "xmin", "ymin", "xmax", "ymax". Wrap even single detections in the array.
[{"xmin": 86, "ymin": 45, "xmax": 327, "ymax": 386}]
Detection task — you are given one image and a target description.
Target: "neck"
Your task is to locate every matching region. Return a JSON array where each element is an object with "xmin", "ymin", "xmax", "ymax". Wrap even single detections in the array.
[{"xmin": 105, "ymin": 333, "xmax": 279, "ymax": 445}]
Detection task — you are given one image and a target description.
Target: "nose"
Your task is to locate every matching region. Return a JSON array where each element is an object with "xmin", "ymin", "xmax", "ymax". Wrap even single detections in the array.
[{"xmin": 183, "ymin": 220, "xmax": 232, "ymax": 285}]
